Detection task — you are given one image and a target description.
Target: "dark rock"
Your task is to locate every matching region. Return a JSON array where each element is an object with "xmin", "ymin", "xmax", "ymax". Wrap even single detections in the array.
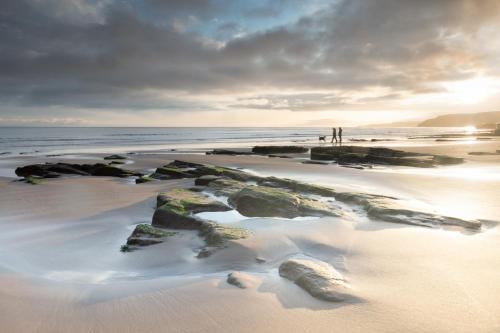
[
  {"xmin": 252, "ymin": 146, "xmax": 308, "ymax": 154},
  {"xmin": 197, "ymin": 247, "xmax": 218, "ymax": 258},
  {"xmin": 135, "ymin": 176, "xmax": 153, "ymax": 184},
  {"xmin": 126, "ymin": 224, "xmax": 176, "ymax": 247},
  {"xmin": 468, "ymin": 151, "xmax": 499, "ymax": 156},
  {"xmin": 15, "ymin": 162, "xmax": 141, "ymax": 178},
  {"xmin": 310, "ymin": 146, "xmax": 462, "ymax": 168},
  {"xmin": 152, "ymin": 166, "xmax": 194, "ymax": 179},
  {"xmin": 109, "ymin": 161, "xmax": 125, "ymax": 165},
  {"xmin": 194, "ymin": 175, "xmax": 220, "ymax": 186},
  {"xmin": 206, "ymin": 149, "xmax": 254, "ymax": 155},
  {"xmin": 227, "ymin": 272, "xmax": 251, "ymax": 289},
  {"xmin": 103, "ymin": 154, "xmax": 127, "ymax": 160},
  {"xmin": 152, "ymin": 189, "xmax": 231, "ymax": 229},
  {"xmin": 257, "ymin": 176, "xmax": 336, "ymax": 197}
]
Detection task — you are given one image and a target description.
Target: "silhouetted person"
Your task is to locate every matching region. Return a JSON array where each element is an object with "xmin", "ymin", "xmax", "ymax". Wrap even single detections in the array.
[
  {"xmin": 338, "ymin": 127, "xmax": 343, "ymax": 144},
  {"xmin": 331, "ymin": 127, "xmax": 337, "ymax": 143}
]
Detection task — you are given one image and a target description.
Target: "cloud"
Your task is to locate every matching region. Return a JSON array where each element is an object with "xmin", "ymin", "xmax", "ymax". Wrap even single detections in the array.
[{"xmin": 0, "ymin": 0, "xmax": 500, "ymax": 119}]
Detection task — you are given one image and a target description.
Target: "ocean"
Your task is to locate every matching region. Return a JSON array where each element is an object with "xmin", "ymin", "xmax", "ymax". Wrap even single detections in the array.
[{"xmin": 0, "ymin": 126, "xmax": 467, "ymax": 156}]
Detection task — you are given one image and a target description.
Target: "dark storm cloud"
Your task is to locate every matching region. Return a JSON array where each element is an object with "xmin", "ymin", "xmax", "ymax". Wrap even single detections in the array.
[{"xmin": 0, "ymin": 0, "xmax": 499, "ymax": 112}]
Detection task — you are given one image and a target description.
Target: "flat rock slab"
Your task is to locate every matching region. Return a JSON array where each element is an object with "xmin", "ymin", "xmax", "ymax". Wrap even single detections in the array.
[{"xmin": 279, "ymin": 258, "xmax": 349, "ymax": 302}]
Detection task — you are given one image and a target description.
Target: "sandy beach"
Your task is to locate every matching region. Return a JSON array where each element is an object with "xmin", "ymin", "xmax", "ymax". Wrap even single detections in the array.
[{"xmin": 0, "ymin": 134, "xmax": 499, "ymax": 333}]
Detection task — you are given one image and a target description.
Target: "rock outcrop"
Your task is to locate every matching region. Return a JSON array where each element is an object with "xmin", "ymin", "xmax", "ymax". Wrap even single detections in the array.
[
  {"xmin": 252, "ymin": 146, "xmax": 308, "ymax": 154},
  {"xmin": 227, "ymin": 186, "xmax": 341, "ymax": 218},
  {"xmin": 15, "ymin": 163, "xmax": 141, "ymax": 179},
  {"xmin": 103, "ymin": 154, "xmax": 127, "ymax": 160},
  {"xmin": 126, "ymin": 224, "xmax": 177, "ymax": 247},
  {"xmin": 310, "ymin": 146, "xmax": 463, "ymax": 167},
  {"xmin": 279, "ymin": 258, "xmax": 349, "ymax": 302}
]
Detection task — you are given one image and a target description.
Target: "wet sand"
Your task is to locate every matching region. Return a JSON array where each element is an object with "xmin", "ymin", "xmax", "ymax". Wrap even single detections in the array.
[{"xmin": 0, "ymin": 139, "xmax": 499, "ymax": 332}]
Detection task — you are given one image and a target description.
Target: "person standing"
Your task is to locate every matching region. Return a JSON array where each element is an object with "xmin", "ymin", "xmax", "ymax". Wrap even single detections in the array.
[
  {"xmin": 331, "ymin": 127, "xmax": 337, "ymax": 143},
  {"xmin": 338, "ymin": 127, "xmax": 343, "ymax": 144}
]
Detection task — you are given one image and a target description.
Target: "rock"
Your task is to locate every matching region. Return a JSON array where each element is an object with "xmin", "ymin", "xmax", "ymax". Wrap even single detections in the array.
[
  {"xmin": 135, "ymin": 175, "xmax": 153, "ymax": 184},
  {"xmin": 252, "ymin": 146, "xmax": 308, "ymax": 154},
  {"xmin": 468, "ymin": 151, "xmax": 499, "ymax": 156},
  {"xmin": 228, "ymin": 186, "xmax": 340, "ymax": 218},
  {"xmin": 23, "ymin": 176, "xmax": 43, "ymax": 185},
  {"xmin": 256, "ymin": 257, "xmax": 266, "ymax": 263},
  {"xmin": 227, "ymin": 272, "xmax": 252, "ymax": 289},
  {"xmin": 257, "ymin": 176, "xmax": 336, "ymax": 197},
  {"xmin": 15, "ymin": 162, "xmax": 141, "ymax": 178},
  {"xmin": 152, "ymin": 189, "xmax": 231, "ymax": 229},
  {"xmin": 151, "ymin": 166, "xmax": 194, "ymax": 179},
  {"xmin": 198, "ymin": 221, "xmax": 250, "ymax": 247},
  {"xmin": 109, "ymin": 160, "xmax": 125, "ymax": 165},
  {"xmin": 197, "ymin": 247, "xmax": 218, "ymax": 258},
  {"xmin": 206, "ymin": 149, "xmax": 254, "ymax": 155},
  {"xmin": 167, "ymin": 160, "xmax": 205, "ymax": 169},
  {"xmin": 302, "ymin": 160, "xmax": 330, "ymax": 165},
  {"xmin": 192, "ymin": 165, "xmax": 259, "ymax": 182},
  {"xmin": 194, "ymin": 175, "xmax": 220, "ymax": 186},
  {"xmin": 207, "ymin": 178, "xmax": 249, "ymax": 197},
  {"xmin": 310, "ymin": 146, "xmax": 463, "ymax": 167},
  {"xmin": 334, "ymin": 192, "xmax": 481, "ymax": 230},
  {"xmin": 103, "ymin": 154, "xmax": 127, "ymax": 160},
  {"xmin": 279, "ymin": 258, "xmax": 349, "ymax": 302},
  {"xmin": 126, "ymin": 224, "xmax": 176, "ymax": 247},
  {"xmin": 268, "ymin": 154, "xmax": 292, "ymax": 158}
]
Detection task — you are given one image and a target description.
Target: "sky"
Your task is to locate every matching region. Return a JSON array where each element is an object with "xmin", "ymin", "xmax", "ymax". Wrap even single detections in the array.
[{"xmin": 1, "ymin": 0, "xmax": 500, "ymax": 127}]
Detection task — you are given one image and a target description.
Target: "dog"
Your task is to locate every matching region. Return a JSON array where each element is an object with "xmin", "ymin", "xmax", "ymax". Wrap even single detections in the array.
[{"xmin": 319, "ymin": 135, "xmax": 326, "ymax": 142}]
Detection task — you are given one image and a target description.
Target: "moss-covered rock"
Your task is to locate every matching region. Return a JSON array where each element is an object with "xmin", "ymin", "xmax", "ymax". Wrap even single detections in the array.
[
  {"xmin": 194, "ymin": 175, "xmax": 220, "ymax": 186},
  {"xmin": 135, "ymin": 175, "xmax": 153, "ymax": 184},
  {"xmin": 24, "ymin": 176, "xmax": 43, "ymax": 185},
  {"xmin": 152, "ymin": 189, "xmax": 231, "ymax": 229},
  {"xmin": 198, "ymin": 221, "xmax": 250, "ymax": 247},
  {"xmin": 151, "ymin": 166, "xmax": 194, "ymax": 179},
  {"xmin": 228, "ymin": 186, "xmax": 341, "ymax": 218},
  {"xmin": 126, "ymin": 224, "xmax": 177, "ymax": 247}
]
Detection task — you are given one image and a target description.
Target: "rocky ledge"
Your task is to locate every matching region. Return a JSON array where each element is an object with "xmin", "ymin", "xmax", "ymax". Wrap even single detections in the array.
[
  {"xmin": 310, "ymin": 146, "xmax": 463, "ymax": 168},
  {"xmin": 15, "ymin": 162, "xmax": 142, "ymax": 179}
]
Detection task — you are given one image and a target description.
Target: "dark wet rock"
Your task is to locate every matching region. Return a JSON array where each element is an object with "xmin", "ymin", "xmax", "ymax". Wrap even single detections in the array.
[
  {"xmin": 228, "ymin": 186, "xmax": 340, "ymax": 218},
  {"xmin": 252, "ymin": 146, "xmax": 308, "ymax": 154},
  {"xmin": 167, "ymin": 160, "xmax": 205, "ymax": 169},
  {"xmin": 0, "ymin": 152, "xmax": 11, "ymax": 155},
  {"xmin": 151, "ymin": 166, "xmax": 194, "ymax": 179},
  {"xmin": 279, "ymin": 258, "xmax": 349, "ymax": 302},
  {"xmin": 22, "ymin": 176, "xmax": 43, "ymax": 185},
  {"xmin": 268, "ymin": 154, "xmax": 292, "ymax": 158},
  {"xmin": 227, "ymin": 272, "xmax": 251, "ymax": 289},
  {"xmin": 192, "ymin": 165, "xmax": 259, "ymax": 182},
  {"xmin": 206, "ymin": 149, "xmax": 254, "ymax": 155},
  {"xmin": 135, "ymin": 175, "xmax": 153, "ymax": 184},
  {"xmin": 104, "ymin": 154, "xmax": 127, "ymax": 160},
  {"xmin": 109, "ymin": 160, "xmax": 125, "ymax": 165},
  {"xmin": 15, "ymin": 162, "xmax": 141, "ymax": 178},
  {"xmin": 256, "ymin": 257, "xmax": 266, "ymax": 264},
  {"xmin": 197, "ymin": 247, "xmax": 218, "ymax": 258},
  {"xmin": 152, "ymin": 189, "xmax": 231, "ymax": 229},
  {"xmin": 194, "ymin": 175, "xmax": 220, "ymax": 186},
  {"xmin": 302, "ymin": 160, "xmax": 330, "ymax": 165},
  {"xmin": 468, "ymin": 151, "xmax": 500, "ymax": 156},
  {"xmin": 126, "ymin": 224, "xmax": 177, "ymax": 247},
  {"xmin": 310, "ymin": 146, "xmax": 462, "ymax": 167},
  {"xmin": 334, "ymin": 192, "xmax": 481, "ymax": 230}
]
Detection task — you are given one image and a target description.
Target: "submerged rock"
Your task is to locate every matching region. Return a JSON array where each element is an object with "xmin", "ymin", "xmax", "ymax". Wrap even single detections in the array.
[
  {"xmin": 104, "ymin": 154, "xmax": 127, "ymax": 160},
  {"xmin": 279, "ymin": 258, "xmax": 349, "ymax": 302},
  {"xmin": 252, "ymin": 146, "xmax": 308, "ymax": 154},
  {"xmin": 227, "ymin": 272, "xmax": 253, "ymax": 289}
]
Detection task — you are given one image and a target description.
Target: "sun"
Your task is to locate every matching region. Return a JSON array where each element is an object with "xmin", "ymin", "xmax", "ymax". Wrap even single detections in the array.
[{"xmin": 443, "ymin": 77, "xmax": 500, "ymax": 104}]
